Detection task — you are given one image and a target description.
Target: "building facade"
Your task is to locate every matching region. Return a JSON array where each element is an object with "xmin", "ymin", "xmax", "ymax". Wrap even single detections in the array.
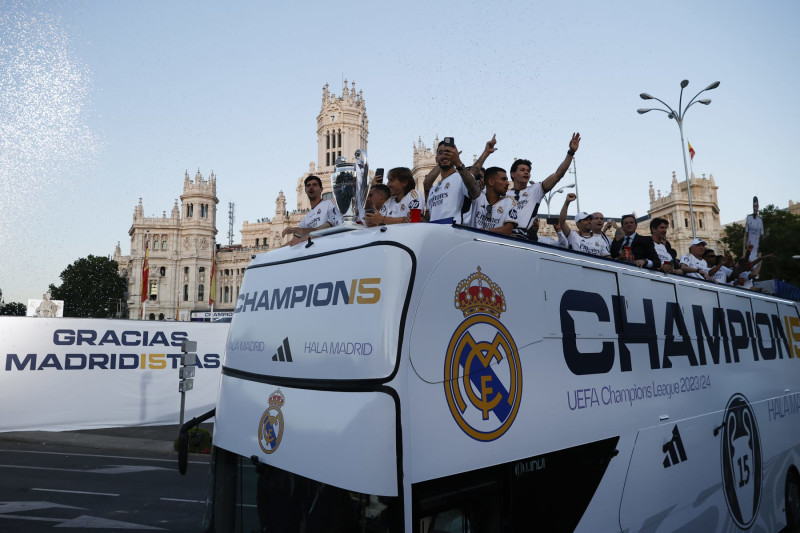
[{"xmin": 119, "ymin": 80, "xmax": 759, "ymax": 320}]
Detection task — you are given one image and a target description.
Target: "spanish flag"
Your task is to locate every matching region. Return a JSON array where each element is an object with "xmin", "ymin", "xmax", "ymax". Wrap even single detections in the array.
[
  {"xmin": 140, "ymin": 238, "xmax": 149, "ymax": 318},
  {"xmin": 688, "ymin": 141, "xmax": 696, "ymax": 160}
]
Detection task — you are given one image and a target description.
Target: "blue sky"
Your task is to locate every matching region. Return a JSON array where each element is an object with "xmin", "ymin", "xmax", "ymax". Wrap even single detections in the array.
[{"xmin": 1, "ymin": 0, "xmax": 799, "ymax": 304}]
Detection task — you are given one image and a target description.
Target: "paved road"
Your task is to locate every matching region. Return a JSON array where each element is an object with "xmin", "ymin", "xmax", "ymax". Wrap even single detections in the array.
[{"xmin": 0, "ymin": 425, "xmax": 211, "ymax": 531}]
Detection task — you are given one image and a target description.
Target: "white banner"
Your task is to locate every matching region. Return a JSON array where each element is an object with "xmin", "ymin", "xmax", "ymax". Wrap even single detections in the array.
[{"xmin": 0, "ymin": 317, "xmax": 228, "ymax": 432}]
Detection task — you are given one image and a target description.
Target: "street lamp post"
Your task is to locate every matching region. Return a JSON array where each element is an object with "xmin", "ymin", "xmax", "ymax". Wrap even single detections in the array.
[
  {"xmin": 544, "ymin": 183, "xmax": 576, "ymax": 217},
  {"xmin": 568, "ymin": 157, "xmax": 580, "ymax": 213},
  {"xmin": 637, "ymin": 80, "xmax": 720, "ymax": 239}
]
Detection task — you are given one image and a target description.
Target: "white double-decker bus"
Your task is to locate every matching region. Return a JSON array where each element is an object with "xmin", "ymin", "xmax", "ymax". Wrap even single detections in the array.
[{"xmin": 198, "ymin": 223, "xmax": 800, "ymax": 532}]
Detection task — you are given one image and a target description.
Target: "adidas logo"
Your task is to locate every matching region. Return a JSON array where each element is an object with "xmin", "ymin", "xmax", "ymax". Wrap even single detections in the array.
[
  {"xmin": 662, "ymin": 425, "xmax": 687, "ymax": 468},
  {"xmin": 271, "ymin": 337, "xmax": 293, "ymax": 362}
]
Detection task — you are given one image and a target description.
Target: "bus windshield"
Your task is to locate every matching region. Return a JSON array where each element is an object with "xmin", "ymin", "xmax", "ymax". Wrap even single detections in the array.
[{"xmin": 206, "ymin": 447, "xmax": 401, "ymax": 532}]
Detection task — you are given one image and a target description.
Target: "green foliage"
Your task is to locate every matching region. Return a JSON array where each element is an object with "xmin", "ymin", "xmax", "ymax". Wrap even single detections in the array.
[
  {"xmin": 756, "ymin": 205, "xmax": 800, "ymax": 288},
  {"xmin": 174, "ymin": 426, "xmax": 212, "ymax": 454},
  {"xmin": 0, "ymin": 302, "xmax": 27, "ymax": 316},
  {"xmin": 49, "ymin": 255, "xmax": 127, "ymax": 318},
  {"xmin": 721, "ymin": 222, "xmax": 745, "ymax": 262},
  {"xmin": 725, "ymin": 205, "xmax": 800, "ymax": 288}
]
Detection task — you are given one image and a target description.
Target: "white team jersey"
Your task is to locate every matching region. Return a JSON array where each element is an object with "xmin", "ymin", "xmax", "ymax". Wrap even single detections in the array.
[
  {"xmin": 713, "ymin": 265, "xmax": 733, "ymax": 285},
  {"xmin": 383, "ymin": 190, "xmax": 421, "ymax": 219},
  {"xmin": 469, "ymin": 194, "xmax": 518, "ymax": 231},
  {"xmin": 745, "ymin": 214, "xmax": 764, "ymax": 260},
  {"xmin": 680, "ymin": 254, "xmax": 709, "ymax": 279},
  {"xmin": 298, "ymin": 199, "xmax": 343, "ymax": 229},
  {"xmin": 510, "ymin": 183, "xmax": 545, "ymax": 234},
  {"xmin": 427, "ymin": 172, "xmax": 469, "ymax": 223},
  {"xmin": 653, "ymin": 242, "xmax": 673, "ymax": 265},
  {"xmin": 566, "ymin": 231, "xmax": 609, "ymax": 256}
]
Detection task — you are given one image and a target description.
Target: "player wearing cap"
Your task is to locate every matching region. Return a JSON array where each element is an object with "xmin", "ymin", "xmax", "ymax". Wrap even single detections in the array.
[
  {"xmin": 558, "ymin": 193, "xmax": 609, "ymax": 257},
  {"xmin": 680, "ymin": 238, "xmax": 720, "ymax": 281}
]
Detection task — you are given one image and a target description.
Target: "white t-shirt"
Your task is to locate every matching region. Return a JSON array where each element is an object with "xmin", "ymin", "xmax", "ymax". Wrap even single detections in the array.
[
  {"xmin": 566, "ymin": 231, "xmax": 608, "ymax": 256},
  {"xmin": 713, "ymin": 265, "xmax": 733, "ymax": 285},
  {"xmin": 680, "ymin": 254, "xmax": 709, "ymax": 279},
  {"xmin": 427, "ymin": 172, "xmax": 469, "ymax": 223},
  {"xmin": 383, "ymin": 190, "xmax": 421, "ymax": 219},
  {"xmin": 510, "ymin": 183, "xmax": 545, "ymax": 237},
  {"xmin": 298, "ymin": 199, "xmax": 343, "ymax": 229},
  {"xmin": 745, "ymin": 214, "xmax": 764, "ymax": 261},
  {"xmin": 653, "ymin": 242, "xmax": 674, "ymax": 266},
  {"xmin": 469, "ymin": 194, "xmax": 518, "ymax": 231}
]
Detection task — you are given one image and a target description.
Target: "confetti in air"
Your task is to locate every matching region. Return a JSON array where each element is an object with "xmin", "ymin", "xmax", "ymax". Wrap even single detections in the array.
[{"xmin": 0, "ymin": 2, "xmax": 101, "ymax": 299}]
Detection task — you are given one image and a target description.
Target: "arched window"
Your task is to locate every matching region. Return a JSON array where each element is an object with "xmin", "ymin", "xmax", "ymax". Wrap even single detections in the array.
[
  {"xmin": 158, "ymin": 313, "xmax": 164, "ymax": 321},
  {"xmin": 326, "ymin": 133, "xmax": 330, "ymax": 149},
  {"xmin": 255, "ymin": 238, "xmax": 259, "ymax": 247},
  {"xmin": 684, "ymin": 218, "xmax": 689, "ymax": 228},
  {"xmin": 699, "ymin": 218, "xmax": 704, "ymax": 229},
  {"xmin": 148, "ymin": 313, "xmax": 155, "ymax": 321},
  {"xmin": 338, "ymin": 130, "xmax": 342, "ymax": 147},
  {"xmin": 224, "ymin": 287, "xmax": 230, "ymax": 303},
  {"xmin": 183, "ymin": 284, "xmax": 189, "ymax": 301},
  {"xmin": 162, "ymin": 239, "xmax": 167, "ymax": 250},
  {"xmin": 160, "ymin": 266, "xmax": 166, "ymax": 276},
  {"xmin": 198, "ymin": 284, "xmax": 204, "ymax": 301}
]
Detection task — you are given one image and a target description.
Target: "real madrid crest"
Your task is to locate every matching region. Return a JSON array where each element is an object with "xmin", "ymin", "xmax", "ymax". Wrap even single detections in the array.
[
  {"xmin": 444, "ymin": 267, "xmax": 522, "ymax": 441},
  {"xmin": 445, "ymin": 182, "xmax": 451, "ymax": 189},
  {"xmin": 258, "ymin": 389, "xmax": 285, "ymax": 454}
]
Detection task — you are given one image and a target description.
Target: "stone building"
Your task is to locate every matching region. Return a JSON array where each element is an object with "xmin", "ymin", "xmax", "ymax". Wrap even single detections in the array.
[
  {"xmin": 118, "ymin": 79, "xmax": 759, "ymax": 320},
  {"xmin": 645, "ymin": 171, "xmax": 725, "ymax": 256},
  {"xmin": 117, "ymin": 80, "xmax": 438, "ymax": 320}
]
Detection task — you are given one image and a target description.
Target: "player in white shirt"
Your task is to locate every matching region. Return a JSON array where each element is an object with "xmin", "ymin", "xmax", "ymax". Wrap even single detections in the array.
[
  {"xmin": 508, "ymin": 132, "xmax": 581, "ymax": 239},
  {"xmin": 364, "ymin": 167, "xmax": 420, "ymax": 225},
  {"xmin": 557, "ymin": 193, "xmax": 609, "ymax": 257},
  {"xmin": 743, "ymin": 196, "xmax": 764, "ymax": 262},
  {"xmin": 680, "ymin": 238, "xmax": 714, "ymax": 280},
  {"xmin": 282, "ymin": 175, "xmax": 343, "ymax": 246},
  {"xmin": 423, "ymin": 137, "xmax": 492, "ymax": 223},
  {"xmin": 468, "ymin": 167, "xmax": 518, "ymax": 235}
]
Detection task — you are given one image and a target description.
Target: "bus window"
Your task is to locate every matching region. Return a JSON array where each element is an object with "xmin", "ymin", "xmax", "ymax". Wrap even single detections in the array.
[{"xmin": 206, "ymin": 447, "xmax": 401, "ymax": 532}]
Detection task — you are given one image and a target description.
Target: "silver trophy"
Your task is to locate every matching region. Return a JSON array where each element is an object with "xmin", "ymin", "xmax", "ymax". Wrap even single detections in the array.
[{"xmin": 331, "ymin": 149, "xmax": 369, "ymax": 224}]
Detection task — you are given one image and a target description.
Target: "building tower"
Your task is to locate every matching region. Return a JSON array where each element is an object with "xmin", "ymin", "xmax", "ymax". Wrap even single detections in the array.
[
  {"xmin": 178, "ymin": 169, "xmax": 219, "ymax": 311},
  {"xmin": 295, "ymin": 80, "xmax": 369, "ymax": 210}
]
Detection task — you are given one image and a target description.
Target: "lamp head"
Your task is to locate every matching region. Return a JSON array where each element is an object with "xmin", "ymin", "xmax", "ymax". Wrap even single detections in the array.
[
  {"xmin": 705, "ymin": 81, "xmax": 721, "ymax": 90},
  {"xmin": 680, "ymin": 79, "xmax": 689, "ymax": 88},
  {"xmin": 698, "ymin": 99, "xmax": 711, "ymax": 105},
  {"xmin": 637, "ymin": 108, "xmax": 651, "ymax": 114},
  {"xmin": 639, "ymin": 93, "xmax": 653, "ymax": 100}
]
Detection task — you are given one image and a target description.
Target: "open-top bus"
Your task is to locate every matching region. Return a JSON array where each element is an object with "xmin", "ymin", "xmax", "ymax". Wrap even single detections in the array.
[{"xmin": 196, "ymin": 223, "xmax": 800, "ymax": 532}]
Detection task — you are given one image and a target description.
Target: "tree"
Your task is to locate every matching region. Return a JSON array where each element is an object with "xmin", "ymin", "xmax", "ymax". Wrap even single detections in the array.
[
  {"xmin": 0, "ymin": 302, "xmax": 27, "ymax": 316},
  {"xmin": 723, "ymin": 205, "xmax": 800, "ymax": 288},
  {"xmin": 49, "ymin": 255, "xmax": 127, "ymax": 318}
]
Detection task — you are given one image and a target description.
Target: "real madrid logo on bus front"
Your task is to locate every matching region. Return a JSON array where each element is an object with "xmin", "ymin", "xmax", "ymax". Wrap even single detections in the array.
[
  {"xmin": 258, "ymin": 389, "xmax": 285, "ymax": 454},
  {"xmin": 444, "ymin": 267, "xmax": 522, "ymax": 442}
]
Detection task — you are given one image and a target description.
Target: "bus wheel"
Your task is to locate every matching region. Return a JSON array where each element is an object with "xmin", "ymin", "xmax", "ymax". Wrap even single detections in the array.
[{"xmin": 788, "ymin": 468, "xmax": 800, "ymax": 528}]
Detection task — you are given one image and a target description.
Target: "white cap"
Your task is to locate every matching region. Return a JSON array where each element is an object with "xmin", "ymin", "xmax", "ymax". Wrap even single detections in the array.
[
  {"xmin": 575, "ymin": 212, "xmax": 592, "ymax": 222},
  {"xmin": 690, "ymin": 237, "xmax": 707, "ymax": 247}
]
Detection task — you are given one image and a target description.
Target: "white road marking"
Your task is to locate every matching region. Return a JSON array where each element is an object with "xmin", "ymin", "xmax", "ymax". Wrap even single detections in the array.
[
  {"xmin": 160, "ymin": 497, "xmax": 204, "ymax": 503},
  {"xmin": 32, "ymin": 488, "xmax": 119, "ymax": 497},
  {"xmin": 0, "ymin": 464, "xmax": 169, "ymax": 474},
  {"xmin": 0, "ymin": 448, "xmax": 209, "ymax": 464},
  {"xmin": 0, "ymin": 501, "xmax": 165, "ymax": 529}
]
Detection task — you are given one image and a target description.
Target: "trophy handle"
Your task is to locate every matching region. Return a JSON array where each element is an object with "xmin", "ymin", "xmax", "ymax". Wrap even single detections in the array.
[{"xmin": 354, "ymin": 149, "xmax": 369, "ymax": 218}]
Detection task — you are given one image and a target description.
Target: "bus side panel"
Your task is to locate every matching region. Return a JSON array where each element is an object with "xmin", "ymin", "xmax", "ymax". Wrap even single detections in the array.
[{"xmin": 214, "ymin": 376, "xmax": 398, "ymax": 496}]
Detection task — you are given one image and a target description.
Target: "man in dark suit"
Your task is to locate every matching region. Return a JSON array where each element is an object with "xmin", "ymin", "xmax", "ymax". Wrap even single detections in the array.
[
  {"xmin": 637, "ymin": 217, "xmax": 681, "ymax": 274},
  {"xmin": 610, "ymin": 214, "xmax": 661, "ymax": 270}
]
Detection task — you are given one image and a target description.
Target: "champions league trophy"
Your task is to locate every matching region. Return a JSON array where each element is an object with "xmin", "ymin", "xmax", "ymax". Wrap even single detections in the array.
[{"xmin": 330, "ymin": 149, "xmax": 369, "ymax": 225}]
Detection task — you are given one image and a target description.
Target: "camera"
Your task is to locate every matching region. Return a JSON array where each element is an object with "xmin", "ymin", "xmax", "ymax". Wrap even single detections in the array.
[{"xmin": 546, "ymin": 217, "xmax": 559, "ymax": 225}]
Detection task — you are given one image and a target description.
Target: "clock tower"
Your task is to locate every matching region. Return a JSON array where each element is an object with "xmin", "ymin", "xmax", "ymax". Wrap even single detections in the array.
[
  {"xmin": 316, "ymin": 79, "xmax": 368, "ymax": 172},
  {"xmin": 295, "ymin": 80, "xmax": 369, "ymax": 210}
]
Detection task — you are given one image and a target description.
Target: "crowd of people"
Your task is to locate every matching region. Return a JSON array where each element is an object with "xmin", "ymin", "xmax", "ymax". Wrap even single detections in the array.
[{"xmin": 283, "ymin": 135, "xmax": 770, "ymax": 289}]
